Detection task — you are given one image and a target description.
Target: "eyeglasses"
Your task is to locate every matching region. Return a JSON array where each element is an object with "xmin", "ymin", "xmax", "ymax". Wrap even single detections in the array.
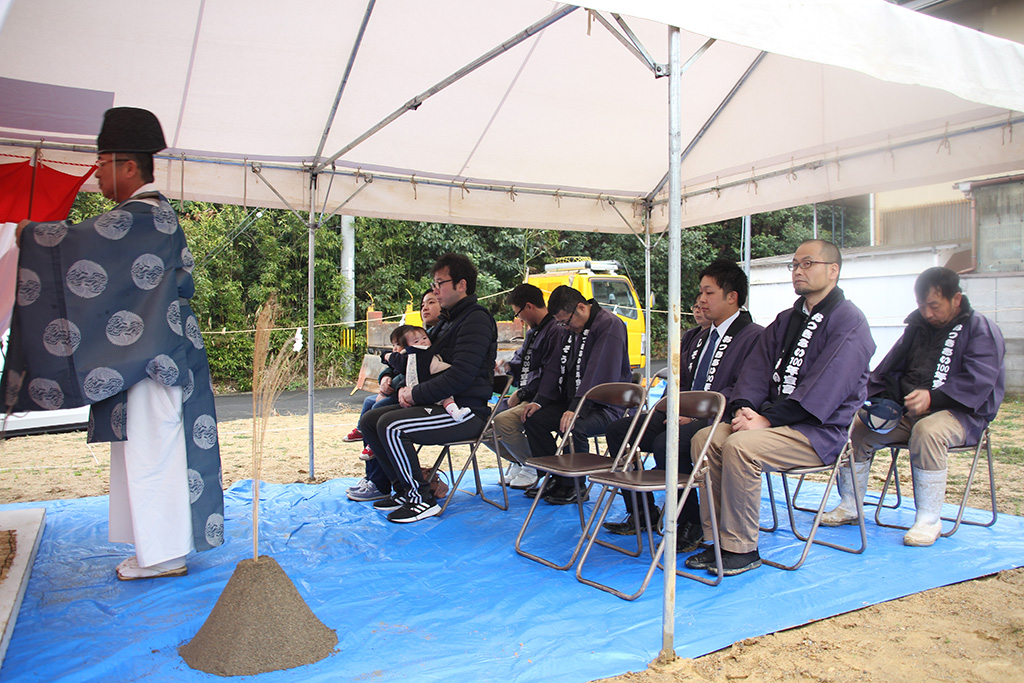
[
  {"xmin": 787, "ymin": 260, "xmax": 835, "ymax": 272},
  {"xmin": 431, "ymin": 278, "xmax": 453, "ymax": 290},
  {"xmin": 555, "ymin": 308, "xmax": 577, "ymax": 327},
  {"xmin": 95, "ymin": 158, "xmax": 128, "ymax": 170},
  {"xmin": 511, "ymin": 306, "xmax": 523, "ymax": 320}
]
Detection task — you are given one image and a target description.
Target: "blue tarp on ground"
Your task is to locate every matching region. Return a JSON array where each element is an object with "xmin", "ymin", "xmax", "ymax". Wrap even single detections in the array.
[{"xmin": 2, "ymin": 470, "xmax": 1023, "ymax": 682}]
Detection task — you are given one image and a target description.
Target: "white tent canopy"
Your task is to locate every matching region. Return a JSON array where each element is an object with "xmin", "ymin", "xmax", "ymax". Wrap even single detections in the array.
[
  {"xmin": 2, "ymin": 0, "xmax": 1023, "ymax": 234},
  {"xmin": 4, "ymin": 0, "xmax": 1024, "ymax": 660}
]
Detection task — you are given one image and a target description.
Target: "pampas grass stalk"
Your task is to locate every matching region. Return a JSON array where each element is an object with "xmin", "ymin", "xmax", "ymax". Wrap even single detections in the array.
[{"xmin": 251, "ymin": 296, "xmax": 300, "ymax": 561}]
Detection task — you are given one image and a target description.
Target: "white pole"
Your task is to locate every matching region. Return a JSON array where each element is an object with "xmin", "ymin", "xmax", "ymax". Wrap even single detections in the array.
[
  {"xmin": 869, "ymin": 194, "xmax": 876, "ymax": 247},
  {"xmin": 341, "ymin": 215, "xmax": 356, "ymax": 325},
  {"xmin": 659, "ymin": 24, "xmax": 682, "ymax": 663},
  {"xmin": 644, "ymin": 216, "xmax": 653, "ymax": 386},
  {"xmin": 307, "ymin": 180, "xmax": 317, "ymax": 481},
  {"xmin": 742, "ymin": 215, "xmax": 751, "ymax": 277}
]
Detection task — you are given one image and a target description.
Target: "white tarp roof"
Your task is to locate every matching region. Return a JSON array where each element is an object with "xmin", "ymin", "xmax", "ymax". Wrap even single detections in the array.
[{"xmin": 2, "ymin": 0, "xmax": 1023, "ymax": 233}]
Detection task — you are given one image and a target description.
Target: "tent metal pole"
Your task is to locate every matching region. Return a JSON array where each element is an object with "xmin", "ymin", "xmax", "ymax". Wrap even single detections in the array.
[
  {"xmin": 307, "ymin": 175, "xmax": 317, "ymax": 481},
  {"xmin": 659, "ymin": 24, "xmax": 683, "ymax": 664},
  {"xmin": 644, "ymin": 212, "xmax": 653, "ymax": 387},
  {"xmin": 313, "ymin": 0, "xmax": 376, "ymax": 164},
  {"xmin": 649, "ymin": 51, "xmax": 766, "ymax": 200},
  {"xmin": 249, "ymin": 164, "xmax": 307, "ymax": 224},
  {"xmin": 589, "ymin": 11, "xmax": 660, "ymax": 75},
  {"xmin": 314, "ymin": 5, "xmax": 577, "ymax": 172}
]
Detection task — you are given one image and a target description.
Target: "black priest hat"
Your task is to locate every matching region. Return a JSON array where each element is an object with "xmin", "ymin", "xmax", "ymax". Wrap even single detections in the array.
[{"xmin": 96, "ymin": 107, "xmax": 166, "ymax": 154}]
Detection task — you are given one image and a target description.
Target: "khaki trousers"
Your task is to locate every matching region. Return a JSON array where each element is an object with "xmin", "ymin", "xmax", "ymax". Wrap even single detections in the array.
[
  {"xmin": 850, "ymin": 410, "xmax": 965, "ymax": 471},
  {"xmin": 486, "ymin": 401, "xmax": 533, "ymax": 464},
  {"xmin": 692, "ymin": 423, "xmax": 822, "ymax": 554}
]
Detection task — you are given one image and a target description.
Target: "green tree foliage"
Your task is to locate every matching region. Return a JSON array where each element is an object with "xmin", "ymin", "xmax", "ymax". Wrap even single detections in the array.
[{"xmin": 64, "ymin": 191, "xmax": 870, "ymax": 388}]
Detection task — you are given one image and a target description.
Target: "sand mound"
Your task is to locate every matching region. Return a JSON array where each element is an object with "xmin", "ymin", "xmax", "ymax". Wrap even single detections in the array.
[{"xmin": 179, "ymin": 555, "xmax": 337, "ymax": 676}]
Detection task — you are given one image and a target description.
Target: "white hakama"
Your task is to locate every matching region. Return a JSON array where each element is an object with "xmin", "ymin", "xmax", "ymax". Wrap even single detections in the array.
[{"xmin": 108, "ymin": 378, "xmax": 195, "ymax": 567}]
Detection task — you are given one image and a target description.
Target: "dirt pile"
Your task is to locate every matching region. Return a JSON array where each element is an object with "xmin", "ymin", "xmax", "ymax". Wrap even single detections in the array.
[{"xmin": 179, "ymin": 555, "xmax": 337, "ymax": 676}]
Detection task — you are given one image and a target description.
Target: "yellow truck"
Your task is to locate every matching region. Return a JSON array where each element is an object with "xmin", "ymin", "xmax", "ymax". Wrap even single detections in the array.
[
  {"xmin": 525, "ymin": 259, "xmax": 646, "ymax": 369},
  {"xmin": 364, "ymin": 258, "xmax": 646, "ymax": 372}
]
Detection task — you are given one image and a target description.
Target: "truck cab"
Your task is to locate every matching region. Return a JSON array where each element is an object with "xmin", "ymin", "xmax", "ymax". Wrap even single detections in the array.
[{"xmin": 526, "ymin": 259, "xmax": 646, "ymax": 369}]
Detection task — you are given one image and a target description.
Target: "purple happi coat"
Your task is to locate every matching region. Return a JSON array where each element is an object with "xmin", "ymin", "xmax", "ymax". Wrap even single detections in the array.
[
  {"xmin": 868, "ymin": 303, "xmax": 1004, "ymax": 444},
  {"xmin": 541, "ymin": 302, "xmax": 631, "ymax": 416},
  {"xmin": 682, "ymin": 310, "xmax": 764, "ymax": 401},
  {"xmin": 732, "ymin": 292, "xmax": 875, "ymax": 463}
]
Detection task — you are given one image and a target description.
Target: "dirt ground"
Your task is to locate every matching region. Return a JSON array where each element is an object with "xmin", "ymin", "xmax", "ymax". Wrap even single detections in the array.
[{"xmin": 1, "ymin": 395, "xmax": 1022, "ymax": 682}]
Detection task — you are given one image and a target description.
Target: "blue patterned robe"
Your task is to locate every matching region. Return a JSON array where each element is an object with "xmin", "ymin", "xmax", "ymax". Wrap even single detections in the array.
[{"xmin": 1, "ymin": 190, "xmax": 224, "ymax": 552}]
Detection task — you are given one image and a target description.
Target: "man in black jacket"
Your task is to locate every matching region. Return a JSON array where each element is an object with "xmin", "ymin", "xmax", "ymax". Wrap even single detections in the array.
[{"xmin": 358, "ymin": 253, "xmax": 498, "ymax": 523}]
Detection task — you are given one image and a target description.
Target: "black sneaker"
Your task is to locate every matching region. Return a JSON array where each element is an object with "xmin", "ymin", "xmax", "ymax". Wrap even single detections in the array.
[
  {"xmin": 684, "ymin": 546, "xmax": 717, "ymax": 570},
  {"xmin": 373, "ymin": 494, "xmax": 406, "ymax": 512},
  {"xmin": 676, "ymin": 521, "xmax": 705, "ymax": 554},
  {"xmin": 716, "ymin": 549, "xmax": 761, "ymax": 576},
  {"xmin": 387, "ymin": 498, "xmax": 441, "ymax": 524}
]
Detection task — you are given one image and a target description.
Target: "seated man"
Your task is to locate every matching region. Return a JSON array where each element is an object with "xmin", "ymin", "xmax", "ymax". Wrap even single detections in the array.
[
  {"xmin": 822, "ymin": 266, "xmax": 1005, "ymax": 546},
  {"xmin": 686, "ymin": 239, "xmax": 875, "ymax": 576},
  {"xmin": 603, "ymin": 261, "xmax": 763, "ymax": 553},
  {"xmin": 488, "ymin": 284, "xmax": 570, "ymax": 489},
  {"xmin": 358, "ymin": 253, "xmax": 498, "ymax": 523},
  {"xmin": 522, "ymin": 285, "xmax": 631, "ymax": 505}
]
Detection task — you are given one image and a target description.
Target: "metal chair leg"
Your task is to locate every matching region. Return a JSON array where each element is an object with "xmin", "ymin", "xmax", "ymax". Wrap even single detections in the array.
[
  {"xmin": 941, "ymin": 430, "xmax": 997, "ymax": 535},
  {"xmin": 515, "ymin": 475, "xmax": 629, "ymax": 570},
  {"xmin": 789, "ymin": 459, "xmax": 901, "ymax": 513},
  {"xmin": 875, "ymin": 429, "xmax": 997, "ymax": 536},
  {"xmin": 759, "ymin": 472, "xmax": 779, "ymax": 533},
  {"xmin": 762, "ymin": 453, "xmax": 867, "ymax": 571},
  {"xmin": 576, "ymin": 478, "xmax": 721, "ymax": 599}
]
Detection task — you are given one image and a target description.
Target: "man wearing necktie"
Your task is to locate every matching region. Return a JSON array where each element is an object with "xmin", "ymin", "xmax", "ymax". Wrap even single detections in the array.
[{"xmin": 601, "ymin": 260, "xmax": 763, "ymax": 552}]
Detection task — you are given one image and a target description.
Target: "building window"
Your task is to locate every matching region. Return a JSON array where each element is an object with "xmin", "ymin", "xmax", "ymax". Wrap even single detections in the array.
[{"xmin": 974, "ymin": 182, "xmax": 1024, "ymax": 273}]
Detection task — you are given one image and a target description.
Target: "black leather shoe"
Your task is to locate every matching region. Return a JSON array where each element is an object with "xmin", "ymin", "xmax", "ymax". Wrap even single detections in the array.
[
  {"xmin": 684, "ymin": 546, "xmax": 717, "ymax": 570},
  {"xmin": 676, "ymin": 521, "xmax": 705, "ymax": 553},
  {"xmin": 524, "ymin": 477, "xmax": 551, "ymax": 499},
  {"xmin": 717, "ymin": 549, "xmax": 761, "ymax": 576},
  {"xmin": 542, "ymin": 483, "xmax": 589, "ymax": 506},
  {"xmin": 602, "ymin": 515, "xmax": 639, "ymax": 535},
  {"xmin": 603, "ymin": 509, "xmax": 661, "ymax": 536}
]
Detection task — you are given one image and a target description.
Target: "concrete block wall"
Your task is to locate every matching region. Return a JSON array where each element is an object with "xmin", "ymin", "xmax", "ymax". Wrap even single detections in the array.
[{"xmin": 963, "ymin": 274, "xmax": 1024, "ymax": 395}]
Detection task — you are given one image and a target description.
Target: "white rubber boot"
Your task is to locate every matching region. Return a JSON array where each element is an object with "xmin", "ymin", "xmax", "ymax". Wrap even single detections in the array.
[
  {"xmin": 821, "ymin": 459, "xmax": 872, "ymax": 526},
  {"xmin": 903, "ymin": 467, "xmax": 947, "ymax": 547}
]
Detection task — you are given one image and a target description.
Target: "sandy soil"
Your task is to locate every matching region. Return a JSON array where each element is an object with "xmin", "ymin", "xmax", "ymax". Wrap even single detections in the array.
[{"xmin": 1, "ymin": 395, "xmax": 1022, "ymax": 682}]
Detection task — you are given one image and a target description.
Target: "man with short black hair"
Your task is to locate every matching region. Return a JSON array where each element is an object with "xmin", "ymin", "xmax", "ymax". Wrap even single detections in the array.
[
  {"xmin": 821, "ymin": 266, "xmax": 1005, "ymax": 546},
  {"xmin": 521, "ymin": 285, "xmax": 631, "ymax": 505},
  {"xmin": 488, "ymin": 284, "xmax": 569, "ymax": 489},
  {"xmin": 686, "ymin": 239, "xmax": 874, "ymax": 576},
  {"xmin": 5, "ymin": 107, "xmax": 224, "ymax": 580},
  {"xmin": 602, "ymin": 260, "xmax": 763, "ymax": 552},
  {"xmin": 359, "ymin": 253, "xmax": 498, "ymax": 523}
]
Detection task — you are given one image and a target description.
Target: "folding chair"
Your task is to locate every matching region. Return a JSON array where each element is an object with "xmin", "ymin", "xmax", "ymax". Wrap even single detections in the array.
[
  {"xmin": 514, "ymin": 382, "xmax": 647, "ymax": 571},
  {"xmin": 759, "ymin": 425, "xmax": 867, "ymax": 571},
  {"xmin": 576, "ymin": 390, "xmax": 728, "ymax": 599},
  {"xmin": 784, "ymin": 448, "xmax": 902, "ymax": 518},
  {"xmin": 425, "ymin": 374, "xmax": 515, "ymax": 514},
  {"xmin": 874, "ymin": 426, "xmax": 996, "ymax": 537}
]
